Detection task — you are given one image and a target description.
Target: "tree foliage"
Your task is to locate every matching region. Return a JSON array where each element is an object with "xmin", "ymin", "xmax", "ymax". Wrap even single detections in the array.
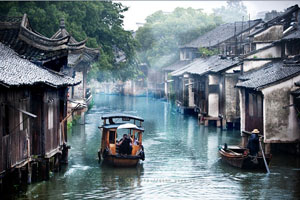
[
  {"xmin": 135, "ymin": 7, "xmax": 222, "ymax": 69},
  {"xmin": 213, "ymin": 1, "xmax": 248, "ymax": 23},
  {"xmin": 198, "ymin": 47, "xmax": 218, "ymax": 57},
  {"xmin": 0, "ymin": 1, "xmax": 138, "ymax": 82}
]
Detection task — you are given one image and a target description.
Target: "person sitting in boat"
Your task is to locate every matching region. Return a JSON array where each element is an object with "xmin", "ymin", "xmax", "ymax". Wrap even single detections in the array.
[
  {"xmin": 118, "ymin": 134, "xmax": 132, "ymax": 155},
  {"xmin": 127, "ymin": 133, "xmax": 134, "ymax": 143},
  {"xmin": 117, "ymin": 134, "xmax": 127, "ymax": 154},
  {"xmin": 133, "ymin": 137, "xmax": 139, "ymax": 145},
  {"xmin": 247, "ymin": 129, "xmax": 260, "ymax": 156}
]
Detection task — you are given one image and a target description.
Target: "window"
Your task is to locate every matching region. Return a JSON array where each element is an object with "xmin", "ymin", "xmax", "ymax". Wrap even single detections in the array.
[{"xmin": 109, "ymin": 131, "xmax": 115, "ymax": 144}]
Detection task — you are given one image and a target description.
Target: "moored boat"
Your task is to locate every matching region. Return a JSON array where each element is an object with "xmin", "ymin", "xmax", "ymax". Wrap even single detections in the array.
[
  {"xmin": 98, "ymin": 113, "xmax": 145, "ymax": 167},
  {"xmin": 219, "ymin": 145, "xmax": 271, "ymax": 170}
]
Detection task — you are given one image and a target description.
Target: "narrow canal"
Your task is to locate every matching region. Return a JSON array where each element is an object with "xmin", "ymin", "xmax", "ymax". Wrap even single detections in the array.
[{"xmin": 16, "ymin": 94, "xmax": 300, "ymax": 199}]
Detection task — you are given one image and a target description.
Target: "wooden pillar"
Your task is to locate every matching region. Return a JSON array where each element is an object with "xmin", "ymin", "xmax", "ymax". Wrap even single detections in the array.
[
  {"xmin": 204, "ymin": 119, "xmax": 209, "ymax": 126},
  {"xmin": 61, "ymin": 144, "xmax": 69, "ymax": 164},
  {"xmin": 54, "ymin": 154, "xmax": 61, "ymax": 172},
  {"xmin": 222, "ymin": 118, "xmax": 227, "ymax": 130},
  {"xmin": 264, "ymin": 143, "xmax": 271, "ymax": 155},
  {"xmin": 241, "ymin": 134, "xmax": 248, "ymax": 148},
  {"xmin": 39, "ymin": 159, "xmax": 50, "ymax": 181},
  {"xmin": 17, "ymin": 168, "xmax": 22, "ymax": 184},
  {"xmin": 216, "ymin": 119, "xmax": 221, "ymax": 127},
  {"xmin": 27, "ymin": 163, "xmax": 32, "ymax": 184},
  {"xmin": 199, "ymin": 115, "xmax": 204, "ymax": 125},
  {"xmin": 0, "ymin": 177, "xmax": 2, "ymax": 193}
]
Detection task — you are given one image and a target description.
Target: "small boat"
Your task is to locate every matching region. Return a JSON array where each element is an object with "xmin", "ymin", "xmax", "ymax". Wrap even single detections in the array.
[
  {"xmin": 218, "ymin": 145, "xmax": 271, "ymax": 170},
  {"xmin": 98, "ymin": 113, "xmax": 145, "ymax": 167}
]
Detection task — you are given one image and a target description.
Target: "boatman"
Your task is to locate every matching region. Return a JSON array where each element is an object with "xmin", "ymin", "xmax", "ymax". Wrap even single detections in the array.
[{"xmin": 247, "ymin": 129, "xmax": 260, "ymax": 156}]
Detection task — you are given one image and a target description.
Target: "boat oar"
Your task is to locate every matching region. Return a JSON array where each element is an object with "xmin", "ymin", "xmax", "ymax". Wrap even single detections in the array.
[{"xmin": 259, "ymin": 140, "xmax": 270, "ymax": 174}]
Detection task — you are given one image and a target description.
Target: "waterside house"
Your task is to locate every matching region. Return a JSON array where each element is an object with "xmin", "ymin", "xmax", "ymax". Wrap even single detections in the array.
[
  {"xmin": 171, "ymin": 55, "xmax": 241, "ymax": 128},
  {"xmin": 237, "ymin": 60, "xmax": 300, "ymax": 154},
  {"xmin": 168, "ymin": 19, "xmax": 262, "ymax": 129},
  {"xmin": 237, "ymin": 5, "xmax": 300, "ymax": 154},
  {"xmin": 163, "ymin": 19, "xmax": 261, "ymax": 100},
  {"xmin": 51, "ymin": 19, "xmax": 99, "ymax": 110},
  {"xmin": 0, "ymin": 14, "xmax": 80, "ymax": 189}
]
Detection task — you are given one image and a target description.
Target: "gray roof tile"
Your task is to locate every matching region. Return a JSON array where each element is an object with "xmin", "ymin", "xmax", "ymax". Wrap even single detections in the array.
[
  {"xmin": 0, "ymin": 43, "xmax": 80, "ymax": 87},
  {"xmin": 163, "ymin": 60, "xmax": 191, "ymax": 71},
  {"xmin": 237, "ymin": 61, "xmax": 300, "ymax": 90},
  {"xmin": 282, "ymin": 28, "xmax": 300, "ymax": 40},
  {"xmin": 171, "ymin": 55, "xmax": 239, "ymax": 77},
  {"xmin": 181, "ymin": 20, "xmax": 261, "ymax": 48}
]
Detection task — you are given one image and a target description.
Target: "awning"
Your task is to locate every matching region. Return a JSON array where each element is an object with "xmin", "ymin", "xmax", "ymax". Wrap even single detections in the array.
[{"xmin": 117, "ymin": 123, "xmax": 138, "ymax": 130}]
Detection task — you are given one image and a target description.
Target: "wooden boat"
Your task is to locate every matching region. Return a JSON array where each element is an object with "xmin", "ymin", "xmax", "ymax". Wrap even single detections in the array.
[
  {"xmin": 98, "ymin": 113, "xmax": 145, "ymax": 167},
  {"xmin": 219, "ymin": 145, "xmax": 271, "ymax": 170}
]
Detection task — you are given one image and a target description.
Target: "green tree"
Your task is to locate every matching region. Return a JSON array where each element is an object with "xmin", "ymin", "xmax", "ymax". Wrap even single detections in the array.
[
  {"xmin": 0, "ymin": 1, "xmax": 138, "ymax": 82},
  {"xmin": 213, "ymin": 1, "xmax": 248, "ymax": 23},
  {"xmin": 135, "ymin": 7, "xmax": 222, "ymax": 69}
]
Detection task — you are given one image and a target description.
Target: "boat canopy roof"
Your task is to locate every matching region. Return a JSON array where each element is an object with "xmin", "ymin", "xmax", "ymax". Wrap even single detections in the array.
[
  {"xmin": 117, "ymin": 123, "xmax": 138, "ymax": 130},
  {"xmin": 101, "ymin": 113, "xmax": 144, "ymax": 122},
  {"xmin": 100, "ymin": 123, "xmax": 144, "ymax": 132}
]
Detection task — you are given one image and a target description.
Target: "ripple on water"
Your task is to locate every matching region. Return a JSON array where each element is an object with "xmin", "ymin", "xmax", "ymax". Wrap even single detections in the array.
[
  {"xmin": 64, "ymin": 165, "xmax": 92, "ymax": 176},
  {"xmin": 13, "ymin": 94, "xmax": 300, "ymax": 200}
]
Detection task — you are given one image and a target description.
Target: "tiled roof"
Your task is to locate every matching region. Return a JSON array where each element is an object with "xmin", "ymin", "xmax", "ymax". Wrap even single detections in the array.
[
  {"xmin": 163, "ymin": 60, "xmax": 191, "ymax": 71},
  {"xmin": 291, "ymin": 89, "xmax": 300, "ymax": 97},
  {"xmin": 181, "ymin": 20, "xmax": 261, "ymax": 48},
  {"xmin": 51, "ymin": 19, "xmax": 99, "ymax": 66},
  {"xmin": 171, "ymin": 55, "xmax": 239, "ymax": 77},
  {"xmin": 249, "ymin": 5, "xmax": 299, "ymax": 37},
  {"xmin": 0, "ymin": 14, "xmax": 70, "ymax": 62},
  {"xmin": 0, "ymin": 43, "xmax": 80, "ymax": 87},
  {"xmin": 282, "ymin": 28, "xmax": 300, "ymax": 40},
  {"xmin": 236, "ymin": 61, "xmax": 300, "ymax": 90}
]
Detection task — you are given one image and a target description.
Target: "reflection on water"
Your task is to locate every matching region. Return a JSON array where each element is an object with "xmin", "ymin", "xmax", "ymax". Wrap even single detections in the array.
[{"xmin": 13, "ymin": 94, "xmax": 300, "ymax": 199}]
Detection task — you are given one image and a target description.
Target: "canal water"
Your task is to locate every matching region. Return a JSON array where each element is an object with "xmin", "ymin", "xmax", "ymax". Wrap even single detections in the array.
[{"xmin": 14, "ymin": 94, "xmax": 300, "ymax": 199}]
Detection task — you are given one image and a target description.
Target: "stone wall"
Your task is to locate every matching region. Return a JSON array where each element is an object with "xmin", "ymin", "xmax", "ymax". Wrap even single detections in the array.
[{"xmin": 262, "ymin": 75, "xmax": 300, "ymax": 143}]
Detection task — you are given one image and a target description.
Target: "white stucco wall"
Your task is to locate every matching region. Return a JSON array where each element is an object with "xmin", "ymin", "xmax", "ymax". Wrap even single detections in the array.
[
  {"xmin": 256, "ymin": 43, "xmax": 272, "ymax": 50},
  {"xmin": 208, "ymin": 74, "xmax": 219, "ymax": 85},
  {"xmin": 188, "ymin": 78, "xmax": 195, "ymax": 107},
  {"xmin": 123, "ymin": 80, "xmax": 132, "ymax": 95},
  {"xmin": 224, "ymin": 75, "xmax": 239, "ymax": 121},
  {"xmin": 239, "ymin": 89, "xmax": 246, "ymax": 136},
  {"xmin": 247, "ymin": 45, "xmax": 281, "ymax": 60},
  {"xmin": 243, "ymin": 60, "xmax": 271, "ymax": 72},
  {"xmin": 262, "ymin": 75, "xmax": 300, "ymax": 143},
  {"xmin": 164, "ymin": 72, "xmax": 168, "ymax": 97},
  {"xmin": 208, "ymin": 93, "xmax": 219, "ymax": 117},
  {"xmin": 254, "ymin": 25, "xmax": 283, "ymax": 42},
  {"xmin": 225, "ymin": 65, "xmax": 241, "ymax": 73},
  {"xmin": 73, "ymin": 71, "xmax": 84, "ymax": 98}
]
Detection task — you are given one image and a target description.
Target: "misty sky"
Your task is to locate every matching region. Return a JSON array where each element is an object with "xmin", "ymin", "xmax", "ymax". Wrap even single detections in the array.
[{"xmin": 117, "ymin": 1, "xmax": 300, "ymax": 31}]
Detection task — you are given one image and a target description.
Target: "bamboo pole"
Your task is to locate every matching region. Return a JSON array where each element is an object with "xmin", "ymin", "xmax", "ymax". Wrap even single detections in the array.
[{"xmin": 259, "ymin": 141, "xmax": 270, "ymax": 174}]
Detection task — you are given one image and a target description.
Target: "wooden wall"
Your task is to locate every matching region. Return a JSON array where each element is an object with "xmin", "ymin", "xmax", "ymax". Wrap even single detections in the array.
[
  {"xmin": 0, "ymin": 88, "xmax": 31, "ymax": 174},
  {"xmin": 0, "ymin": 86, "xmax": 68, "ymax": 174},
  {"xmin": 245, "ymin": 90, "xmax": 264, "ymax": 133}
]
